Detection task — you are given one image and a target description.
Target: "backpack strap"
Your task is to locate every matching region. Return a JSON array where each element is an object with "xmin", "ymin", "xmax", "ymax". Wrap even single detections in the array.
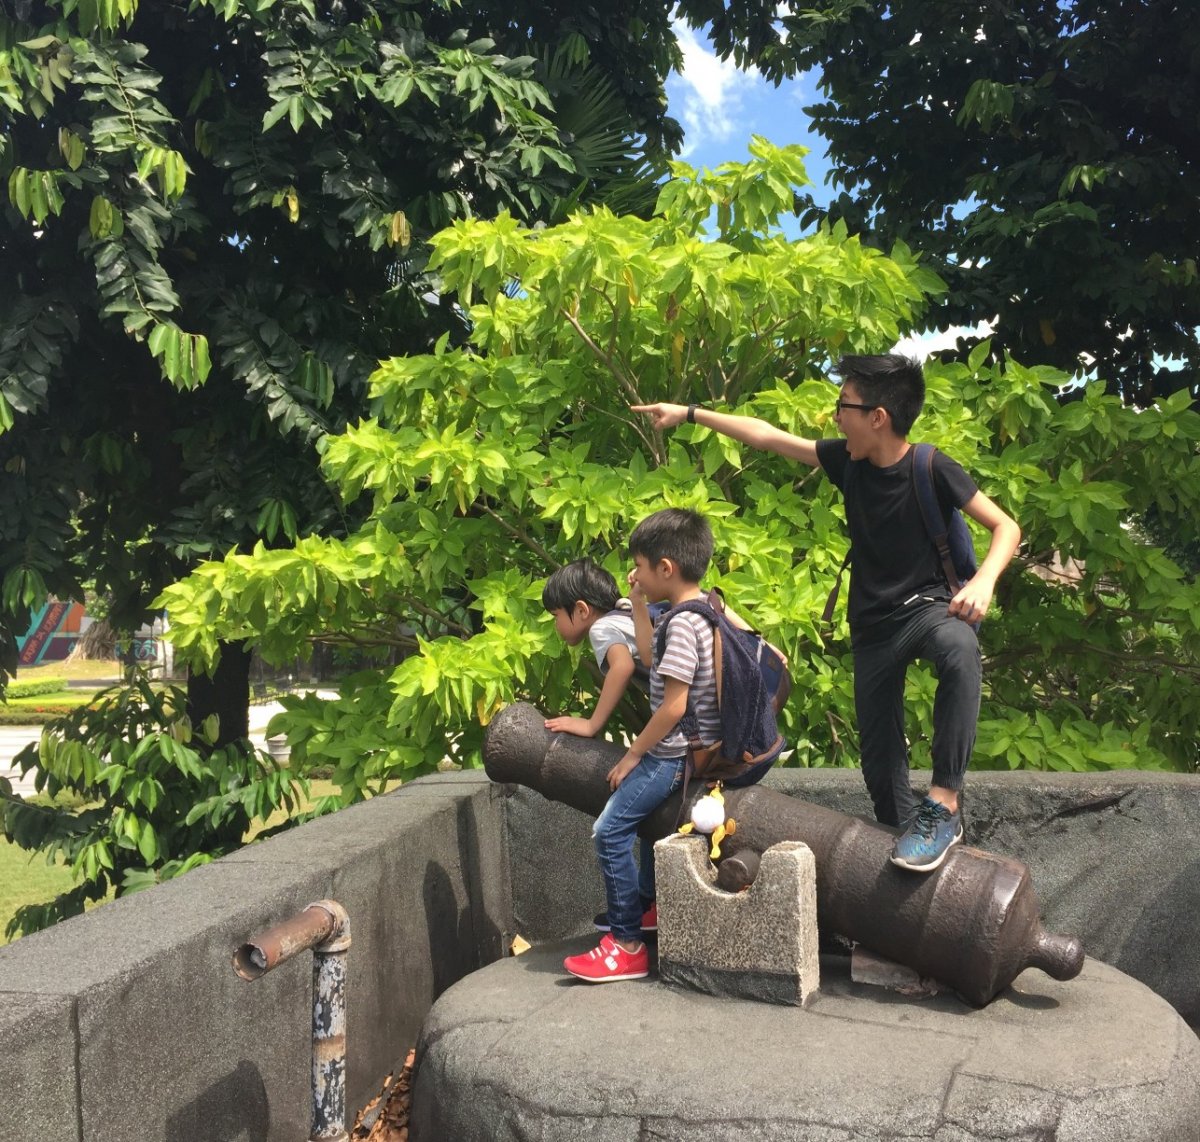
[
  {"xmin": 822, "ymin": 455, "xmax": 857, "ymax": 627},
  {"xmin": 821, "ymin": 551, "xmax": 852, "ymax": 626},
  {"xmin": 911, "ymin": 443, "xmax": 963, "ymax": 594},
  {"xmin": 653, "ymin": 599, "xmax": 720, "ymax": 756}
]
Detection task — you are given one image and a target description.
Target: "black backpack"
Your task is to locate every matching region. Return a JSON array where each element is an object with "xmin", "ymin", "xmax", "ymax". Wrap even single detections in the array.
[
  {"xmin": 822, "ymin": 443, "xmax": 978, "ymax": 628},
  {"xmin": 653, "ymin": 592, "xmax": 789, "ymax": 785},
  {"xmin": 909, "ymin": 443, "xmax": 978, "ymax": 595}
]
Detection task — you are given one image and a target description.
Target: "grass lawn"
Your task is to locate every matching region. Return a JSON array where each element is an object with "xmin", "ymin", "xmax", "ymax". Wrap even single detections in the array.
[
  {"xmin": 0, "ymin": 836, "xmax": 79, "ymax": 944},
  {"xmin": 1, "ymin": 779, "xmax": 342, "ymax": 946},
  {"xmin": 15, "ymin": 659, "xmax": 125, "ymax": 684},
  {"xmin": 5, "ymin": 690, "xmax": 90, "ymax": 708}
]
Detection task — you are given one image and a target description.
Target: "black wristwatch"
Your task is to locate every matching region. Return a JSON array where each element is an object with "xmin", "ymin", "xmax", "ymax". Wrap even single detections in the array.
[{"xmin": 686, "ymin": 403, "xmax": 699, "ymax": 423}]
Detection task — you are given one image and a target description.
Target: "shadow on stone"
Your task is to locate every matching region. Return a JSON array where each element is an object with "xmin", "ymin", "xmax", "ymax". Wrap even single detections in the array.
[
  {"xmin": 164, "ymin": 1059, "xmax": 269, "ymax": 1142},
  {"xmin": 423, "ymin": 860, "xmax": 470, "ymax": 1002}
]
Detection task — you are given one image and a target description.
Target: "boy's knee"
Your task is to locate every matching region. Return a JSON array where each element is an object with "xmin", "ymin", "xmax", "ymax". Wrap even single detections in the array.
[
  {"xmin": 592, "ymin": 810, "xmax": 625, "ymax": 850},
  {"xmin": 933, "ymin": 619, "xmax": 980, "ymax": 665}
]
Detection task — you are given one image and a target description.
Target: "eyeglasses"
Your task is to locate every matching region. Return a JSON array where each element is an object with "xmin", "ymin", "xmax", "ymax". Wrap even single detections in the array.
[{"xmin": 834, "ymin": 399, "xmax": 877, "ymax": 414}]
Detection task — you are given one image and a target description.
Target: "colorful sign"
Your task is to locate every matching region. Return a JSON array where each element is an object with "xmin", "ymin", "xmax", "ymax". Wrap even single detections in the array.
[
  {"xmin": 16, "ymin": 601, "xmax": 86, "ymax": 666},
  {"xmin": 17, "ymin": 602, "xmax": 70, "ymax": 666}
]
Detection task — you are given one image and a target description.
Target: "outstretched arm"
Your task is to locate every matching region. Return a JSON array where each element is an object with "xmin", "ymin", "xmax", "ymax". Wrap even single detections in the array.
[
  {"xmin": 632, "ymin": 403, "xmax": 820, "ymax": 468},
  {"xmin": 952, "ymin": 491, "xmax": 1022, "ymax": 623},
  {"xmin": 544, "ymin": 645, "xmax": 636, "ymax": 737}
]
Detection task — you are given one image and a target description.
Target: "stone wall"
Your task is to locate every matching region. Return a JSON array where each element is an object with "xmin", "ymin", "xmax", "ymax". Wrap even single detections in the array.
[
  {"xmin": 3, "ymin": 766, "xmax": 1198, "ymax": 1140},
  {"xmin": 0, "ymin": 773, "xmax": 511, "ymax": 1142}
]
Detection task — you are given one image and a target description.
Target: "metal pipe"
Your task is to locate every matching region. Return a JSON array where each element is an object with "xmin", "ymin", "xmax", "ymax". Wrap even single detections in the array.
[{"xmin": 233, "ymin": 900, "xmax": 351, "ymax": 1142}]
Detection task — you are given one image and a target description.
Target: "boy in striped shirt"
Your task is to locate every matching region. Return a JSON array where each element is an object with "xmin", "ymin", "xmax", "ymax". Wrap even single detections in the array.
[{"xmin": 564, "ymin": 508, "xmax": 720, "ymax": 983}]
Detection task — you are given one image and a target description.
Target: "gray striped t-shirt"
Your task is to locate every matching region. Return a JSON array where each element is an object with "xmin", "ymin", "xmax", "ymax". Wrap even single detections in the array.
[{"xmin": 650, "ymin": 611, "xmax": 721, "ymax": 758}]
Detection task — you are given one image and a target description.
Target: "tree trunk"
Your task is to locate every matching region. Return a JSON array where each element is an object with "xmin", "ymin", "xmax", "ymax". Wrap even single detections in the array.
[
  {"xmin": 68, "ymin": 617, "xmax": 118, "ymax": 661},
  {"xmin": 187, "ymin": 640, "xmax": 251, "ymax": 747}
]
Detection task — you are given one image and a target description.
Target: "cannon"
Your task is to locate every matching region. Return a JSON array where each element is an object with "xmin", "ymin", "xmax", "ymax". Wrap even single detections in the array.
[{"xmin": 483, "ymin": 702, "xmax": 1084, "ymax": 1007}]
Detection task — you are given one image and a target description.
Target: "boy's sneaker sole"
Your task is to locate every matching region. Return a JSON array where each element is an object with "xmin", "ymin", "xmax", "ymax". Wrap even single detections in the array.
[{"xmin": 566, "ymin": 965, "xmax": 650, "ymax": 983}]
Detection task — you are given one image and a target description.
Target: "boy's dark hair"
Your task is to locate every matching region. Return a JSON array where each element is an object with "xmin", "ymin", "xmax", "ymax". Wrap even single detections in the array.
[
  {"xmin": 542, "ymin": 560, "xmax": 620, "ymax": 614},
  {"xmin": 836, "ymin": 353, "xmax": 925, "ymax": 437},
  {"xmin": 628, "ymin": 508, "xmax": 713, "ymax": 583}
]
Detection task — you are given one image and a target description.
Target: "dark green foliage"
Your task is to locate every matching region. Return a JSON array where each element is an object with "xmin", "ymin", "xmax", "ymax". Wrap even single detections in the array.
[
  {"xmin": 782, "ymin": 0, "xmax": 1200, "ymax": 406},
  {"xmin": 0, "ymin": 0, "xmax": 688, "ymax": 931},
  {"xmin": 0, "ymin": 0, "xmax": 680, "ymax": 689}
]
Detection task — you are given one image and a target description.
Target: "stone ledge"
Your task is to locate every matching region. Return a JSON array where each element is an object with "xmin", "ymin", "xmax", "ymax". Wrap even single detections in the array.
[
  {"xmin": 411, "ymin": 941, "xmax": 1200, "ymax": 1142},
  {"xmin": 0, "ymin": 772, "xmax": 509, "ymax": 1142}
]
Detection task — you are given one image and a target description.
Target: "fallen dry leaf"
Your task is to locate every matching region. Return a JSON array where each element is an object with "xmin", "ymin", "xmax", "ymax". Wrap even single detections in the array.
[{"xmin": 351, "ymin": 1049, "xmax": 415, "ymax": 1141}]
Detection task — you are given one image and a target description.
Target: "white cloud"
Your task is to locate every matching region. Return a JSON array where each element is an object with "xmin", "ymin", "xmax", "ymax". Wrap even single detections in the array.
[
  {"xmin": 669, "ymin": 22, "xmax": 757, "ymax": 159},
  {"xmin": 893, "ymin": 321, "xmax": 996, "ymax": 361}
]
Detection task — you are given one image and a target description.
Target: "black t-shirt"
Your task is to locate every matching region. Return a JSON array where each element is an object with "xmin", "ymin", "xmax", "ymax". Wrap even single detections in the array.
[{"xmin": 816, "ymin": 439, "xmax": 979, "ymax": 633}]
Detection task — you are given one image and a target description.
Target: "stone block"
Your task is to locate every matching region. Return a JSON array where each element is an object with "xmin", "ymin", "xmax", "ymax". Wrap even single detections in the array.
[
  {"xmin": 0, "ymin": 995, "xmax": 77, "ymax": 1142},
  {"xmin": 655, "ymin": 835, "xmax": 819, "ymax": 1006}
]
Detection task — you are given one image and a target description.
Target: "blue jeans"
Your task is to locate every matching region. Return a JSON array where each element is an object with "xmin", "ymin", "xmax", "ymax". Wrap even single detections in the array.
[
  {"xmin": 853, "ymin": 598, "xmax": 982, "ymax": 829},
  {"xmin": 593, "ymin": 752, "xmax": 685, "ymax": 941}
]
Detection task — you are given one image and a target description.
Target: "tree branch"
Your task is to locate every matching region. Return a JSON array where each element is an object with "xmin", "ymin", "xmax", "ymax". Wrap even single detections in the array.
[{"xmin": 480, "ymin": 503, "xmax": 557, "ymax": 566}]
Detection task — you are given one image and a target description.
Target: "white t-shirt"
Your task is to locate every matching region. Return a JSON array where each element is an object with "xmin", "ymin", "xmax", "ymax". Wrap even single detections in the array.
[{"xmin": 587, "ymin": 599, "xmax": 639, "ymax": 673}]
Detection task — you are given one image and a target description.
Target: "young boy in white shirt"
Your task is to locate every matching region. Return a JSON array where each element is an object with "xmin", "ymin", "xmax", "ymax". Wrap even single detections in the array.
[{"xmin": 542, "ymin": 560, "xmax": 641, "ymax": 740}]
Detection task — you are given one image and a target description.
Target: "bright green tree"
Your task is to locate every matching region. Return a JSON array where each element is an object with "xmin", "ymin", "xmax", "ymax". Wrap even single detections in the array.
[{"xmin": 157, "ymin": 141, "xmax": 1200, "ymax": 810}]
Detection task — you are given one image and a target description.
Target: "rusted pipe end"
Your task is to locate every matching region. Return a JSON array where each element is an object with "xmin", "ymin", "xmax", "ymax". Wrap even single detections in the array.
[
  {"xmin": 232, "ymin": 900, "xmax": 349, "ymax": 981},
  {"xmin": 232, "ymin": 941, "xmax": 273, "ymax": 982}
]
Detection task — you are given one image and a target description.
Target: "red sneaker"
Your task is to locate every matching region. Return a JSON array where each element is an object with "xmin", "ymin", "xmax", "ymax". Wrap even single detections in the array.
[{"xmin": 563, "ymin": 934, "xmax": 649, "ymax": 982}]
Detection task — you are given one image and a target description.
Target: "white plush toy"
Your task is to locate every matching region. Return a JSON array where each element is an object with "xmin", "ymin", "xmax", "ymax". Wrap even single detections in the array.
[{"xmin": 678, "ymin": 785, "xmax": 737, "ymax": 860}]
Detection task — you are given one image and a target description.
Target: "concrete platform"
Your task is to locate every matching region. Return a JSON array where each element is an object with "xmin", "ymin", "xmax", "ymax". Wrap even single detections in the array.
[{"xmin": 410, "ymin": 940, "xmax": 1200, "ymax": 1142}]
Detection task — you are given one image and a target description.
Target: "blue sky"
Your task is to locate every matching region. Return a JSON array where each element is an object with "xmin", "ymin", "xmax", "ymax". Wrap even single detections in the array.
[
  {"xmin": 662, "ymin": 26, "xmax": 994, "ymax": 359},
  {"xmin": 664, "ymin": 23, "xmax": 833, "ymax": 207}
]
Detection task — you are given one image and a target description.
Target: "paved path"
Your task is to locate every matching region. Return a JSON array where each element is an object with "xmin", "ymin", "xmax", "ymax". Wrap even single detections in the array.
[{"xmin": 0, "ymin": 698, "xmax": 317, "ymax": 798}]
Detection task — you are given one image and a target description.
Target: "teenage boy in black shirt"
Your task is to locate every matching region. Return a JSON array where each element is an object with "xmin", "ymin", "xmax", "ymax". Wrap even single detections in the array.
[{"xmin": 633, "ymin": 354, "xmax": 1022, "ymax": 872}]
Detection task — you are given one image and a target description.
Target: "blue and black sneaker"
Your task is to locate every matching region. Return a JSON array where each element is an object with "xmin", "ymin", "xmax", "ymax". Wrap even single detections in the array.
[{"xmin": 890, "ymin": 797, "xmax": 963, "ymax": 872}]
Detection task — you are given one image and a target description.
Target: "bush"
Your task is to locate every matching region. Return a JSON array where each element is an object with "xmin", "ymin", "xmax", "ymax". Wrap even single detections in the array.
[
  {"xmin": 5, "ymin": 678, "xmax": 64, "ymax": 699},
  {"xmin": 0, "ymin": 704, "xmax": 82, "ymax": 725},
  {"xmin": 0, "ymin": 679, "xmax": 309, "ymax": 937}
]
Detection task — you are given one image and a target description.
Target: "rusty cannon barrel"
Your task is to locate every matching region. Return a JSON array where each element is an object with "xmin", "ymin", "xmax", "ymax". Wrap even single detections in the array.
[{"xmin": 484, "ymin": 701, "xmax": 1084, "ymax": 1007}]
